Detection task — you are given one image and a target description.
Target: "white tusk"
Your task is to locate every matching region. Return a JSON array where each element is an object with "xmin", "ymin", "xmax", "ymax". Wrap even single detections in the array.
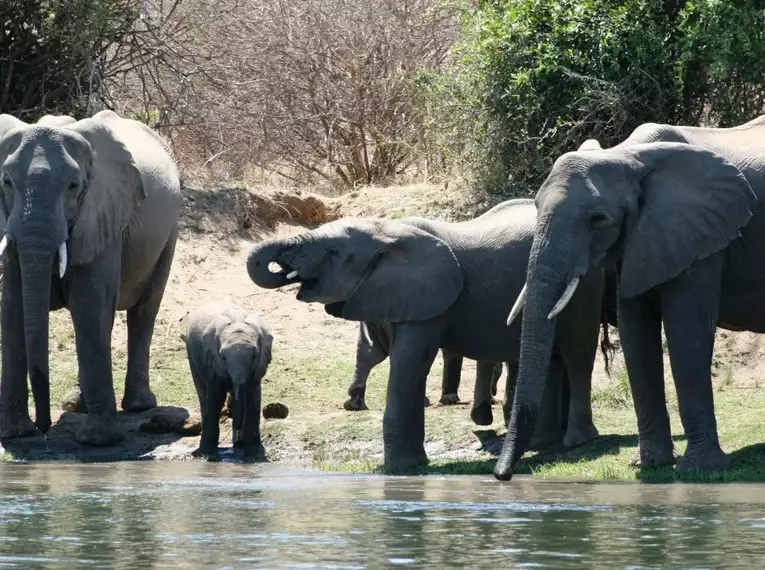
[
  {"xmin": 547, "ymin": 277, "xmax": 580, "ymax": 320},
  {"xmin": 361, "ymin": 322, "xmax": 373, "ymax": 348},
  {"xmin": 58, "ymin": 242, "xmax": 67, "ymax": 279},
  {"xmin": 286, "ymin": 270, "xmax": 298, "ymax": 279},
  {"xmin": 506, "ymin": 283, "xmax": 527, "ymax": 326},
  {"xmin": 0, "ymin": 235, "xmax": 7, "ymax": 257}
]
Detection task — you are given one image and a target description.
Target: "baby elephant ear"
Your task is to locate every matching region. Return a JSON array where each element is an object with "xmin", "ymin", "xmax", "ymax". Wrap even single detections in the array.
[{"xmin": 341, "ymin": 222, "xmax": 464, "ymax": 323}]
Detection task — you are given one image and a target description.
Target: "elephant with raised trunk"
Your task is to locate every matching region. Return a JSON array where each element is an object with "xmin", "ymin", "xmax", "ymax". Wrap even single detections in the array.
[
  {"xmin": 346, "ymin": 320, "xmax": 504, "ymax": 422},
  {"xmin": 247, "ymin": 200, "xmax": 608, "ymax": 471},
  {"xmin": 0, "ymin": 110, "xmax": 182, "ymax": 445},
  {"xmin": 495, "ymin": 115, "xmax": 765, "ymax": 481}
]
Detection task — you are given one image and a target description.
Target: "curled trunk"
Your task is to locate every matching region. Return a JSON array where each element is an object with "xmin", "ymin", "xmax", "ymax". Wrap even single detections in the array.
[{"xmin": 247, "ymin": 239, "xmax": 293, "ymax": 289}]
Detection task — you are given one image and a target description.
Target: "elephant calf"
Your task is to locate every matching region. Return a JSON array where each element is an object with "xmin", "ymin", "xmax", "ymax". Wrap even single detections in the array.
[{"xmin": 182, "ymin": 299, "xmax": 273, "ymax": 459}]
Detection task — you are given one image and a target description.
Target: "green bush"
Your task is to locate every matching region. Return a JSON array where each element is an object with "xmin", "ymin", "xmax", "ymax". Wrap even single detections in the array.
[
  {"xmin": 434, "ymin": 0, "xmax": 765, "ymax": 196},
  {"xmin": 0, "ymin": 0, "xmax": 139, "ymax": 119}
]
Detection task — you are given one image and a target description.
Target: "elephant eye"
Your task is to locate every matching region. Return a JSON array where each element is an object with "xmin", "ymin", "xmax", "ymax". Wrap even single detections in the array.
[
  {"xmin": 1, "ymin": 173, "xmax": 12, "ymax": 189},
  {"xmin": 589, "ymin": 212, "xmax": 608, "ymax": 227},
  {"xmin": 68, "ymin": 179, "xmax": 80, "ymax": 192}
]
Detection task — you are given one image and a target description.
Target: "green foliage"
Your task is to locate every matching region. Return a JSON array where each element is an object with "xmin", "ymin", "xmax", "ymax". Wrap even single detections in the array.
[
  {"xmin": 0, "ymin": 0, "xmax": 139, "ymax": 119},
  {"xmin": 433, "ymin": 0, "xmax": 765, "ymax": 195}
]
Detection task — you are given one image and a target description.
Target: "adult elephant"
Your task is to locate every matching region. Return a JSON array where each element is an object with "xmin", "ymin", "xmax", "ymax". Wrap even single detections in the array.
[
  {"xmin": 0, "ymin": 110, "xmax": 182, "ymax": 445},
  {"xmin": 345, "ymin": 320, "xmax": 504, "ymax": 420},
  {"xmin": 495, "ymin": 116, "xmax": 765, "ymax": 481},
  {"xmin": 247, "ymin": 200, "xmax": 607, "ymax": 471}
]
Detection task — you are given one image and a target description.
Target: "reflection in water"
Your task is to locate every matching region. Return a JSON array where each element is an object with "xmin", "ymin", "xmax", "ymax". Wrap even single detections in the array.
[{"xmin": 0, "ymin": 464, "xmax": 762, "ymax": 567}]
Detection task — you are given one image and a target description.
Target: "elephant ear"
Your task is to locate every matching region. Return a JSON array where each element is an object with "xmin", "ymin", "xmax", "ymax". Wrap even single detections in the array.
[
  {"xmin": 340, "ymin": 222, "xmax": 464, "ymax": 323},
  {"xmin": 201, "ymin": 315, "xmax": 230, "ymax": 377},
  {"xmin": 620, "ymin": 142, "xmax": 756, "ymax": 298},
  {"xmin": 0, "ymin": 115, "xmax": 29, "ymax": 233},
  {"xmin": 256, "ymin": 331, "xmax": 273, "ymax": 381},
  {"xmin": 66, "ymin": 117, "xmax": 146, "ymax": 266}
]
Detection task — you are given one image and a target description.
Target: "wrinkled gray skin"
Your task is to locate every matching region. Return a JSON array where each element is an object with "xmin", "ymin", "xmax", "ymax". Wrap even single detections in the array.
[
  {"xmin": 344, "ymin": 321, "xmax": 503, "ymax": 413},
  {"xmin": 182, "ymin": 299, "xmax": 272, "ymax": 459},
  {"xmin": 247, "ymin": 200, "xmax": 605, "ymax": 471},
  {"xmin": 0, "ymin": 110, "xmax": 182, "ymax": 445},
  {"xmin": 495, "ymin": 116, "xmax": 765, "ymax": 481}
]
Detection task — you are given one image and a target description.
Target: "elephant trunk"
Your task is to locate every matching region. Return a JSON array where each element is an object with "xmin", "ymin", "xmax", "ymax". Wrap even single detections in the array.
[
  {"xmin": 231, "ymin": 382, "xmax": 246, "ymax": 431},
  {"xmin": 247, "ymin": 237, "xmax": 300, "ymax": 289},
  {"xmin": 17, "ymin": 243, "xmax": 55, "ymax": 433},
  {"xmin": 494, "ymin": 219, "xmax": 582, "ymax": 481}
]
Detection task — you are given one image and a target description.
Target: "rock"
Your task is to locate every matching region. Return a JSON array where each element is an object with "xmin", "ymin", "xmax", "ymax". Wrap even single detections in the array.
[
  {"xmin": 262, "ymin": 402, "xmax": 289, "ymax": 420},
  {"xmin": 139, "ymin": 410, "xmax": 202, "ymax": 436}
]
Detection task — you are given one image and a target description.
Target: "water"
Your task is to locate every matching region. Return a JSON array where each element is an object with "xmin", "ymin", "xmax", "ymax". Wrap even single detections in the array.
[{"xmin": 0, "ymin": 463, "xmax": 763, "ymax": 568}]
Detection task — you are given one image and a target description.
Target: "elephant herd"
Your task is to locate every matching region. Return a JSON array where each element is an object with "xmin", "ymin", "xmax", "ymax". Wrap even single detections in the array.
[{"xmin": 2, "ymin": 109, "xmax": 765, "ymax": 483}]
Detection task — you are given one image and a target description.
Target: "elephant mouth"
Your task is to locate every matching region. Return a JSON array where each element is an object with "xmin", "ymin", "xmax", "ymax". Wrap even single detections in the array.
[{"xmin": 276, "ymin": 262, "xmax": 321, "ymax": 300}]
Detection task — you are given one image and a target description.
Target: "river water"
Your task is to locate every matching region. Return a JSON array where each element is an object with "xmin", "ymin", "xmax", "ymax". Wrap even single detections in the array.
[{"xmin": 0, "ymin": 462, "xmax": 762, "ymax": 568}]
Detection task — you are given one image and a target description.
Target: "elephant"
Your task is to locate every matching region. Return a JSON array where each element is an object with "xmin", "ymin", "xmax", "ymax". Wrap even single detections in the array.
[
  {"xmin": 181, "ymin": 299, "xmax": 272, "ymax": 459},
  {"xmin": 494, "ymin": 115, "xmax": 765, "ymax": 480},
  {"xmin": 0, "ymin": 110, "xmax": 182, "ymax": 445},
  {"xmin": 246, "ymin": 199, "xmax": 608, "ymax": 471},
  {"xmin": 36, "ymin": 115, "xmax": 77, "ymax": 128},
  {"xmin": 345, "ymin": 320, "xmax": 504, "ymax": 419}
]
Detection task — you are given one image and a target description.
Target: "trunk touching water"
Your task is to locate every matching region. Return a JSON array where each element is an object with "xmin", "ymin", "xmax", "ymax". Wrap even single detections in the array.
[
  {"xmin": 18, "ymin": 248, "xmax": 54, "ymax": 433},
  {"xmin": 494, "ymin": 223, "xmax": 579, "ymax": 481}
]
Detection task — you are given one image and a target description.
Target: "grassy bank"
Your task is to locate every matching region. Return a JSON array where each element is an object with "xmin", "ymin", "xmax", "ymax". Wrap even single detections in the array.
[{"xmin": 21, "ymin": 182, "xmax": 765, "ymax": 481}]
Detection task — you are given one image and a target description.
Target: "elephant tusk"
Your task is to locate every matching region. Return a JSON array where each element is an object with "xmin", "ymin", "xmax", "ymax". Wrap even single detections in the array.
[
  {"xmin": 361, "ymin": 322, "xmax": 373, "ymax": 348},
  {"xmin": 506, "ymin": 283, "xmax": 527, "ymax": 326},
  {"xmin": 286, "ymin": 270, "xmax": 298, "ymax": 279},
  {"xmin": 0, "ymin": 234, "xmax": 7, "ymax": 257},
  {"xmin": 548, "ymin": 277, "xmax": 580, "ymax": 320},
  {"xmin": 58, "ymin": 242, "xmax": 67, "ymax": 279}
]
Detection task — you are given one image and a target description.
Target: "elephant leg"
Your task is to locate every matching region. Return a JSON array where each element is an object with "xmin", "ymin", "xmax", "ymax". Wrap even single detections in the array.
[
  {"xmin": 659, "ymin": 254, "xmax": 729, "ymax": 471},
  {"xmin": 68, "ymin": 247, "xmax": 123, "ymax": 446},
  {"xmin": 502, "ymin": 361, "xmax": 519, "ymax": 427},
  {"xmin": 345, "ymin": 322, "xmax": 389, "ymax": 411},
  {"xmin": 122, "ymin": 226, "xmax": 178, "ymax": 412},
  {"xmin": 528, "ymin": 353, "xmax": 565, "ymax": 450},
  {"xmin": 0, "ymin": 251, "xmax": 37, "ymax": 438},
  {"xmin": 439, "ymin": 349, "xmax": 462, "ymax": 405},
  {"xmin": 618, "ymin": 292, "xmax": 674, "ymax": 468},
  {"xmin": 196, "ymin": 382, "xmax": 226, "ymax": 459},
  {"xmin": 383, "ymin": 319, "xmax": 444, "ymax": 472},
  {"xmin": 239, "ymin": 378, "xmax": 265, "ymax": 461},
  {"xmin": 470, "ymin": 361, "xmax": 497, "ymax": 426}
]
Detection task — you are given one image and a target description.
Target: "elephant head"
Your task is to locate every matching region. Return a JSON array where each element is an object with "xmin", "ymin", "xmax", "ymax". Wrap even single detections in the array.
[
  {"xmin": 0, "ymin": 115, "xmax": 145, "ymax": 431},
  {"xmin": 246, "ymin": 218, "xmax": 464, "ymax": 322},
  {"xmin": 494, "ymin": 140, "xmax": 756, "ymax": 480}
]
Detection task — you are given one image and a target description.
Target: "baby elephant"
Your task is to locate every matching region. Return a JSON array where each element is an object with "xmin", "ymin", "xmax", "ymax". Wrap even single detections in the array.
[{"xmin": 182, "ymin": 300, "xmax": 273, "ymax": 460}]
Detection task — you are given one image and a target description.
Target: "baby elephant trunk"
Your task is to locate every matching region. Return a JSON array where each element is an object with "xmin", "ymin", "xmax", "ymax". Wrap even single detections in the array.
[{"xmin": 232, "ymin": 383, "xmax": 247, "ymax": 431}]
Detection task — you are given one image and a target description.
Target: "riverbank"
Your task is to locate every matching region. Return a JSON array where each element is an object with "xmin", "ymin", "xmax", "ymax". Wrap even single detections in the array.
[{"xmin": 9, "ymin": 181, "xmax": 765, "ymax": 481}]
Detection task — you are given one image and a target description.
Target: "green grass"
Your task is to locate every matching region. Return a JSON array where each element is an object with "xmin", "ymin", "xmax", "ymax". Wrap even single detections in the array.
[{"xmin": 35, "ymin": 306, "xmax": 765, "ymax": 483}]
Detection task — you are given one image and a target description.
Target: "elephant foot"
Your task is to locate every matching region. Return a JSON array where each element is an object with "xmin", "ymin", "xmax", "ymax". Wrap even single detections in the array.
[
  {"xmin": 61, "ymin": 386, "xmax": 86, "ymax": 413},
  {"xmin": 0, "ymin": 414, "xmax": 40, "ymax": 439},
  {"xmin": 676, "ymin": 443, "xmax": 731, "ymax": 472},
  {"xmin": 343, "ymin": 396, "xmax": 368, "ymax": 411},
  {"xmin": 75, "ymin": 414, "xmax": 124, "ymax": 446},
  {"xmin": 528, "ymin": 430, "xmax": 563, "ymax": 451},
  {"xmin": 470, "ymin": 402, "xmax": 494, "ymax": 426},
  {"xmin": 239, "ymin": 442, "xmax": 267, "ymax": 462},
  {"xmin": 383, "ymin": 448, "xmax": 428, "ymax": 474},
  {"xmin": 439, "ymin": 393, "xmax": 460, "ymax": 406},
  {"xmin": 121, "ymin": 386, "xmax": 158, "ymax": 413},
  {"xmin": 192, "ymin": 446, "xmax": 221, "ymax": 461},
  {"xmin": 563, "ymin": 423, "xmax": 599, "ymax": 449},
  {"xmin": 630, "ymin": 440, "xmax": 677, "ymax": 468}
]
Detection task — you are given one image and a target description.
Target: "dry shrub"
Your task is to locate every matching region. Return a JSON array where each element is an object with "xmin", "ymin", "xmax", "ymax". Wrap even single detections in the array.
[{"xmin": 110, "ymin": 0, "xmax": 458, "ymax": 188}]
